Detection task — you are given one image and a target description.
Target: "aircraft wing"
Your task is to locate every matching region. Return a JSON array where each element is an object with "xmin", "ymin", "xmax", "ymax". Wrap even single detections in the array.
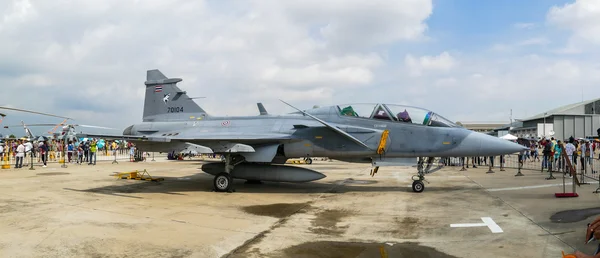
[
  {"xmin": 77, "ymin": 132, "xmax": 295, "ymax": 154},
  {"xmin": 76, "ymin": 132, "xmax": 294, "ymax": 143}
]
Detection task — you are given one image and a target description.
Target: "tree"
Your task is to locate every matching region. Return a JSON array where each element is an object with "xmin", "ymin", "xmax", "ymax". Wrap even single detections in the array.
[{"xmin": 8, "ymin": 134, "xmax": 15, "ymax": 139}]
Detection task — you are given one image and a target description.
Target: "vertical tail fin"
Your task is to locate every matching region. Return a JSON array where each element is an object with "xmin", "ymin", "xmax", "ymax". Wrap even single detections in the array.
[
  {"xmin": 257, "ymin": 103, "xmax": 268, "ymax": 115},
  {"xmin": 143, "ymin": 69, "xmax": 209, "ymax": 122},
  {"xmin": 21, "ymin": 121, "xmax": 34, "ymax": 139}
]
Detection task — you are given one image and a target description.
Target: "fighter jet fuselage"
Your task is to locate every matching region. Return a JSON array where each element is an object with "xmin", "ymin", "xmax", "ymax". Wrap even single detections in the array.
[
  {"xmin": 121, "ymin": 109, "xmax": 517, "ymax": 161},
  {"xmin": 79, "ymin": 69, "xmax": 525, "ymax": 193}
]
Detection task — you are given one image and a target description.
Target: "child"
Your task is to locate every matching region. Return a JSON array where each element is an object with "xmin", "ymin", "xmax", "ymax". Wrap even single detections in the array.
[{"xmin": 77, "ymin": 145, "xmax": 84, "ymax": 165}]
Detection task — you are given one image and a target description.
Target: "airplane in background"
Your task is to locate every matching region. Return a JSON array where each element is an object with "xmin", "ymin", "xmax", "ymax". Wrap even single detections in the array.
[
  {"xmin": 0, "ymin": 107, "xmax": 72, "ymax": 139},
  {"xmin": 79, "ymin": 69, "xmax": 526, "ymax": 193}
]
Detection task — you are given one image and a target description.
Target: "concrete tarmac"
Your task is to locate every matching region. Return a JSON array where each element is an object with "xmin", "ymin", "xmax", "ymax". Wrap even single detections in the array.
[{"xmin": 0, "ymin": 157, "xmax": 595, "ymax": 258}]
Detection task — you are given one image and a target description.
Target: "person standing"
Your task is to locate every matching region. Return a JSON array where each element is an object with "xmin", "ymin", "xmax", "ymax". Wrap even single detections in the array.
[
  {"xmin": 565, "ymin": 140, "xmax": 576, "ymax": 175},
  {"xmin": 15, "ymin": 140, "xmax": 25, "ymax": 168},
  {"xmin": 77, "ymin": 144, "xmax": 83, "ymax": 165},
  {"xmin": 88, "ymin": 139, "xmax": 97, "ymax": 165},
  {"xmin": 67, "ymin": 141, "xmax": 74, "ymax": 163},
  {"xmin": 84, "ymin": 140, "xmax": 90, "ymax": 163},
  {"xmin": 554, "ymin": 140, "xmax": 563, "ymax": 172},
  {"xmin": 543, "ymin": 139, "xmax": 552, "ymax": 171},
  {"xmin": 23, "ymin": 139, "xmax": 32, "ymax": 166},
  {"xmin": 130, "ymin": 144, "xmax": 135, "ymax": 162},
  {"xmin": 39, "ymin": 141, "xmax": 48, "ymax": 167},
  {"xmin": 579, "ymin": 140, "xmax": 590, "ymax": 172}
]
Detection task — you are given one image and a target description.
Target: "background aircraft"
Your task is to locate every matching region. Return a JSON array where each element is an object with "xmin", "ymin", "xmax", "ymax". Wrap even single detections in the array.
[
  {"xmin": 0, "ymin": 107, "xmax": 72, "ymax": 139},
  {"xmin": 80, "ymin": 69, "xmax": 525, "ymax": 193}
]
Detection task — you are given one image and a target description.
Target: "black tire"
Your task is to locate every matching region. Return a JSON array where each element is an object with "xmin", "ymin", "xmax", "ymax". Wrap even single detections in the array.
[
  {"xmin": 214, "ymin": 172, "xmax": 232, "ymax": 192},
  {"xmin": 306, "ymin": 158, "xmax": 313, "ymax": 165},
  {"xmin": 412, "ymin": 180, "xmax": 424, "ymax": 193}
]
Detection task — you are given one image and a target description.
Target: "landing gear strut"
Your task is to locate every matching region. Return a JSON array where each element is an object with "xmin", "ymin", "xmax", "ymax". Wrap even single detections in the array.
[
  {"xmin": 411, "ymin": 157, "xmax": 435, "ymax": 193},
  {"xmin": 213, "ymin": 154, "xmax": 244, "ymax": 193}
]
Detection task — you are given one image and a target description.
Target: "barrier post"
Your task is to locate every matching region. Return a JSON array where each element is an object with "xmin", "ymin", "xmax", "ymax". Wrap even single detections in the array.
[
  {"xmin": 555, "ymin": 142, "xmax": 579, "ymax": 197},
  {"xmin": 546, "ymin": 166, "xmax": 556, "ymax": 180},
  {"xmin": 581, "ymin": 157, "xmax": 589, "ymax": 185},
  {"xmin": 594, "ymin": 158, "xmax": 600, "ymax": 193},
  {"xmin": 515, "ymin": 155, "xmax": 524, "ymax": 176},
  {"xmin": 151, "ymin": 152, "xmax": 155, "ymax": 162},
  {"xmin": 28, "ymin": 149, "xmax": 34, "ymax": 170}
]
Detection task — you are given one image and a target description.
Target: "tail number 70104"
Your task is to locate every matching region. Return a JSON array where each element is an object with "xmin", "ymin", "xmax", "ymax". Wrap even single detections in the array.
[{"xmin": 167, "ymin": 107, "xmax": 184, "ymax": 113}]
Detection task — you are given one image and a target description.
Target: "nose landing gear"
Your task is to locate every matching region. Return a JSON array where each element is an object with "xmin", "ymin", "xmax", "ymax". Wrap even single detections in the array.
[
  {"xmin": 411, "ymin": 157, "xmax": 440, "ymax": 193},
  {"xmin": 412, "ymin": 180, "xmax": 424, "ymax": 193}
]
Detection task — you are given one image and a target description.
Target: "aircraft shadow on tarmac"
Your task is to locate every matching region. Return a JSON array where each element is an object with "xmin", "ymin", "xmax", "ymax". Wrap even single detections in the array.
[{"xmin": 63, "ymin": 171, "xmax": 481, "ymax": 198}]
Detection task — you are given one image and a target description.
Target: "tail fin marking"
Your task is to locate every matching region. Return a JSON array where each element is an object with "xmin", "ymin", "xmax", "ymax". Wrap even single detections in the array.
[{"xmin": 142, "ymin": 69, "xmax": 209, "ymax": 122}]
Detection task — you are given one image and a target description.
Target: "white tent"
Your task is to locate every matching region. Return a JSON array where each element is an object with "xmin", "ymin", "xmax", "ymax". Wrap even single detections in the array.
[{"xmin": 500, "ymin": 134, "xmax": 518, "ymax": 140}]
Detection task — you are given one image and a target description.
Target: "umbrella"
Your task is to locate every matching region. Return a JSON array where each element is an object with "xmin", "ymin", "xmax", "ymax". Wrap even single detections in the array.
[
  {"xmin": 500, "ymin": 134, "xmax": 518, "ymax": 140},
  {"xmin": 97, "ymin": 140, "xmax": 105, "ymax": 149},
  {"xmin": 37, "ymin": 136, "xmax": 49, "ymax": 142},
  {"xmin": 516, "ymin": 138, "xmax": 532, "ymax": 147}
]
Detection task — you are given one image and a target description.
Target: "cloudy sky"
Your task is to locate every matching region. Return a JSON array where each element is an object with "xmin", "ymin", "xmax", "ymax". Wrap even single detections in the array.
[{"xmin": 1, "ymin": 0, "xmax": 600, "ymax": 136}]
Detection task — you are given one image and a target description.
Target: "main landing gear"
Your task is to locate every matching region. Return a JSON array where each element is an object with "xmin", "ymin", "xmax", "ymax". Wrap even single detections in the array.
[
  {"xmin": 213, "ymin": 154, "xmax": 245, "ymax": 193},
  {"xmin": 411, "ymin": 157, "xmax": 436, "ymax": 193}
]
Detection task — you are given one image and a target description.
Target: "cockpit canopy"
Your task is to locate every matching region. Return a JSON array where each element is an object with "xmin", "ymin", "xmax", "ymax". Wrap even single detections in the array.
[{"xmin": 337, "ymin": 103, "xmax": 460, "ymax": 128}]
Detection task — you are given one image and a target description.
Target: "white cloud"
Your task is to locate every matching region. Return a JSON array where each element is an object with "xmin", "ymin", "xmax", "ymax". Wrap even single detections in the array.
[
  {"xmin": 513, "ymin": 22, "xmax": 536, "ymax": 29},
  {"xmin": 404, "ymin": 52, "xmax": 457, "ymax": 77},
  {"xmin": 397, "ymin": 54, "xmax": 600, "ymax": 122},
  {"xmin": 517, "ymin": 37, "xmax": 550, "ymax": 46},
  {"xmin": 3, "ymin": 0, "xmax": 600, "ymax": 138},
  {"xmin": 0, "ymin": 0, "xmax": 433, "ymax": 131},
  {"xmin": 490, "ymin": 37, "xmax": 550, "ymax": 52},
  {"xmin": 547, "ymin": 0, "xmax": 600, "ymax": 49}
]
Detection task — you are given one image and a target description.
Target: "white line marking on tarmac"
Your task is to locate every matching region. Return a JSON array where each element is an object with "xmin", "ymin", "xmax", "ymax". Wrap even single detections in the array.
[
  {"xmin": 450, "ymin": 217, "xmax": 503, "ymax": 233},
  {"xmin": 487, "ymin": 183, "xmax": 573, "ymax": 192},
  {"xmin": 481, "ymin": 217, "xmax": 503, "ymax": 233}
]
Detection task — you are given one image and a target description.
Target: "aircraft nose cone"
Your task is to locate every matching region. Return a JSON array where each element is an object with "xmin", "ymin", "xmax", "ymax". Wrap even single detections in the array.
[
  {"xmin": 470, "ymin": 132, "xmax": 526, "ymax": 156},
  {"xmin": 451, "ymin": 132, "xmax": 526, "ymax": 157}
]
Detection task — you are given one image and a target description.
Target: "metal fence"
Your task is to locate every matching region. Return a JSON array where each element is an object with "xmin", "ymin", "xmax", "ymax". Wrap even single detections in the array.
[
  {"xmin": 448, "ymin": 153, "xmax": 600, "ymax": 187},
  {"xmin": 0, "ymin": 149, "xmax": 135, "ymax": 167}
]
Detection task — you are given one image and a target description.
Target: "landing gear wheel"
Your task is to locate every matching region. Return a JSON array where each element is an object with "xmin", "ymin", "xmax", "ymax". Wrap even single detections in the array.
[
  {"xmin": 305, "ymin": 158, "xmax": 313, "ymax": 164},
  {"xmin": 412, "ymin": 180, "xmax": 424, "ymax": 193},
  {"xmin": 214, "ymin": 172, "xmax": 233, "ymax": 192}
]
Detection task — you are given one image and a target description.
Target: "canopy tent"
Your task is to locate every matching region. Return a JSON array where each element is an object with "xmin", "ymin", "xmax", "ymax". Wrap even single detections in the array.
[{"xmin": 500, "ymin": 134, "xmax": 518, "ymax": 140}]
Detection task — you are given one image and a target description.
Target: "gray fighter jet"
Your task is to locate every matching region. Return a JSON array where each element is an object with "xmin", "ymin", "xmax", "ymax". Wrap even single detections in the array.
[{"xmin": 79, "ymin": 69, "xmax": 525, "ymax": 193}]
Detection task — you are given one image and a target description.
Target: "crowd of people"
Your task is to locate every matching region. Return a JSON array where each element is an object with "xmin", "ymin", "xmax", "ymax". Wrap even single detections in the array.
[
  {"xmin": 446, "ymin": 136, "xmax": 600, "ymax": 175},
  {"xmin": 537, "ymin": 137, "xmax": 599, "ymax": 174},
  {"xmin": 0, "ymin": 138, "xmax": 139, "ymax": 168}
]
